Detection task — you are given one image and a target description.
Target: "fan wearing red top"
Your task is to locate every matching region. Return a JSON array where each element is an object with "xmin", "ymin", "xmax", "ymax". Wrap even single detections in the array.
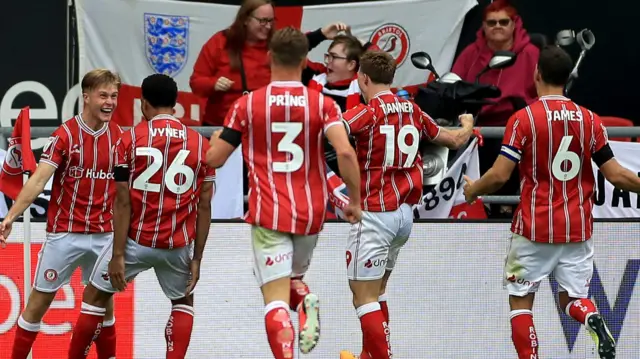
[
  {"xmin": 0, "ymin": 69, "xmax": 122, "ymax": 359},
  {"xmin": 207, "ymin": 27, "xmax": 361, "ymax": 359},
  {"xmin": 338, "ymin": 51, "xmax": 474, "ymax": 359},
  {"xmin": 464, "ymin": 46, "xmax": 640, "ymax": 359},
  {"xmin": 68, "ymin": 74, "xmax": 215, "ymax": 359}
]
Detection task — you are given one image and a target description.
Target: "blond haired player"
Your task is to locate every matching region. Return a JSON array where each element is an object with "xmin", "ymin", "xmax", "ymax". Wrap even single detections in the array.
[{"xmin": 0, "ymin": 69, "xmax": 122, "ymax": 359}]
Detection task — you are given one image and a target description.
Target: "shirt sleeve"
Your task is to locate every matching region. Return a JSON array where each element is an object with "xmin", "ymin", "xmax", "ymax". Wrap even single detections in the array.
[
  {"xmin": 591, "ymin": 111, "xmax": 609, "ymax": 153},
  {"xmin": 39, "ymin": 127, "xmax": 68, "ymax": 169},
  {"xmin": 114, "ymin": 129, "xmax": 133, "ymax": 168},
  {"xmin": 500, "ymin": 112, "xmax": 528, "ymax": 163},
  {"xmin": 224, "ymin": 97, "xmax": 247, "ymax": 133},
  {"xmin": 419, "ymin": 109, "xmax": 441, "ymax": 141},
  {"xmin": 322, "ymin": 95, "xmax": 343, "ymax": 133},
  {"xmin": 342, "ymin": 103, "xmax": 372, "ymax": 135},
  {"xmin": 201, "ymin": 140, "xmax": 216, "ymax": 182}
]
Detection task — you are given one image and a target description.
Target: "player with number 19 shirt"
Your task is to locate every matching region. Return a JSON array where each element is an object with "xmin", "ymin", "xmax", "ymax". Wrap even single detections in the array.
[{"xmin": 342, "ymin": 92, "xmax": 439, "ymax": 211}]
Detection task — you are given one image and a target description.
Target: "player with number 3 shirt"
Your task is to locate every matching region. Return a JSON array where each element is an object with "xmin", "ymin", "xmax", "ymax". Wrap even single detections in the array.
[
  {"xmin": 339, "ymin": 51, "xmax": 474, "ymax": 359},
  {"xmin": 463, "ymin": 46, "xmax": 640, "ymax": 359},
  {"xmin": 207, "ymin": 28, "xmax": 361, "ymax": 359},
  {"xmin": 68, "ymin": 74, "xmax": 215, "ymax": 359}
]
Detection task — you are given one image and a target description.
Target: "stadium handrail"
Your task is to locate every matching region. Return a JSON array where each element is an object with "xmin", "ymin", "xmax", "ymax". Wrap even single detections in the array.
[{"xmin": 1, "ymin": 126, "xmax": 638, "ymax": 206}]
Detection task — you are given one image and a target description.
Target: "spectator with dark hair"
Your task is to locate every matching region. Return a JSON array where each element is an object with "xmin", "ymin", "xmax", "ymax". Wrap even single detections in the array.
[
  {"xmin": 189, "ymin": 0, "xmax": 349, "ymax": 126},
  {"xmin": 451, "ymin": 0, "xmax": 539, "ymax": 217}
]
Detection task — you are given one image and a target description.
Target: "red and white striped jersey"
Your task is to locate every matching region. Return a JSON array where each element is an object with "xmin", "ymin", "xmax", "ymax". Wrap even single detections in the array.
[
  {"xmin": 224, "ymin": 81, "xmax": 343, "ymax": 235},
  {"xmin": 342, "ymin": 91, "xmax": 440, "ymax": 212},
  {"xmin": 501, "ymin": 95, "xmax": 609, "ymax": 244},
  {"xmin": 40, "ymin": 116, "xmax": 122, "ymax": 233},
  {"xmin": 115, "ymin": 115, "xmax": 215, "ymax": 249}
]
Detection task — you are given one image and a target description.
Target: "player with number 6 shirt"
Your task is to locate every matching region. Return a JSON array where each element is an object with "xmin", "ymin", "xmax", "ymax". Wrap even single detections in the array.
[
  {"xmin": 67, "ymin": 74, "xmax": 215, "ymax": 359},
  {"xmin": 207, "ymin": 27, "xmax": 361, "ymax": 359},
  {"xmin": 463, "ymin": 46, "xmax": 640, "ymax": 359},
  {"xmin": 339, "ymin": 50, "xmax": 474, "ymax": 359}
]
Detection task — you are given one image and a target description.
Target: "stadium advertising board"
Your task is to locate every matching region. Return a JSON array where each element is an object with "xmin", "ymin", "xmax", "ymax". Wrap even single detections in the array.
[{"xmin": 1, "ymin": 222, "xmax": 638, "ymax": 358}]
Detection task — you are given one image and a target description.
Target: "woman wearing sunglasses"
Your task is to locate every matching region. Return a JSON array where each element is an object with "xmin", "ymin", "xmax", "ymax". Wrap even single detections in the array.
[{"xmin": 450, "ymin": 0, "xmax": 539, "ymax": 219}]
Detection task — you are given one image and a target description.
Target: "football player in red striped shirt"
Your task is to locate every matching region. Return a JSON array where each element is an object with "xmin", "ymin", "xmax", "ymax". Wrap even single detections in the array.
[
  {"xmin": 464, "ymin": 46, "xmax": 640, "ymax": 359},
  {"xmin": 67, "ymin": 74, "xmax": 215, "ymax": 359},
  {"xmin": 207, "ymin": 27, "xmax": 361, "ymax": 359},
  {"xmin": 0, "ymin": 69, "xmax": 122, "ymax": 359},
  {"xmin": 339, "ymin": 51, "xmax": 474, "ymax": 359}
]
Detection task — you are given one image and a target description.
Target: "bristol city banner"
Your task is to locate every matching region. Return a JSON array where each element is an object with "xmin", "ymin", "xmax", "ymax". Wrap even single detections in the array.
[
  {"xmin": 592, "ymin": 141, "xmax": 640, "ymax": 218},
  {"xmin": 75, "ymin": 0, "xmax": 476, "ymax": 126}
]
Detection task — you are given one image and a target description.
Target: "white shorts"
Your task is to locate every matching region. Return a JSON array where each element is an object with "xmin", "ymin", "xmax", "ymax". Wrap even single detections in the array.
[
  {"xmin": 504, "ymin": 233, "xmax": 594, "ymax": 298},
  {"xmin": 90, "ymin": 238, "xmax": 192, "ymax": 300},
  {"xmin": 251, "ymin": 226, "xmax": 318, "ymax": 287},
  {"xmin": 34, "ymin": 232, "xmax": 112, "ymax": 293},
  {"xmin": 346, "ymin": 204, "xmax": 413, "ymax": 281}
]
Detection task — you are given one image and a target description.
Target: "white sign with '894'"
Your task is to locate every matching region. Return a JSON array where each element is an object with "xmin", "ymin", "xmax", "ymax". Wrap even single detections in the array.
[{"xmin": 413, "ymin": 138, "xmax": 480, "ymax": 219}]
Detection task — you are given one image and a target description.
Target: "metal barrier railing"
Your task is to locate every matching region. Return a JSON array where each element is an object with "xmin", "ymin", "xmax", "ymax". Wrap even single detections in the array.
[{"xmin": 1, "ymin": 126, "xmax": 639, "ymax": 205}]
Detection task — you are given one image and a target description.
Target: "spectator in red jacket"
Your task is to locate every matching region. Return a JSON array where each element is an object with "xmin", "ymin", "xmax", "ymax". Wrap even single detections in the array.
[
  {"xmin": 190, "ymin": 0, "xmax": 348, "ymax": 126},
  {"xmin": 451, "ymin": 0, "xmax": 539, "ymax": 218}
]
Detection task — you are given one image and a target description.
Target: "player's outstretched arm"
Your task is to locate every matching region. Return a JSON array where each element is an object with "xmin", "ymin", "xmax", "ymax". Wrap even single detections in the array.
[
  {"xmin": 599, "ymin": 158, "xmax": 640, "ymax": 193},
  {"xmin": 2, "ymin": 162, "xmax": 56, "ymax": 224},
  {"xmin": 186, "ymin": 181, "xmax": 214, "ymax": 295},
  {"xmin": 463, "ymin": 155, "xmax": 516, "ymax": 204},
  {"xmin": 109, "ymin": 181, "xmax": 131, "ymax": 291},
  {"xmin": 430, "ymin": 114, "xmax": 474, "ymax": 149},
  {"xmin": 207, "ymin": 129, "xmax": 239, "ymax": 169}
]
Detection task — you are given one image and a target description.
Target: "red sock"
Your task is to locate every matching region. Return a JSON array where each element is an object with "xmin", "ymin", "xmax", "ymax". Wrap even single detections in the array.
[
  {"xmin": 94, "ymin": 318, "xmax": 116, "ymax": 359},
  {"xmin": 11, "ymin": 316, "xmax": 40, "ymax": 359},
  {"xmin": 289, "ymin": 277, "xmax": 310, "ymax": 311},
  {"xmin": 264, "ymin": 301, "xmax": 295, "ymax": 359},
  {"xmin": 510, "ymin": 310, "xmax": 539, "ymax": 359},
  {"xmin": 165, "ymin": 305, "xmax": 195, "ymax": 359},
  {"xmin": 379, "ymin": 294, "xmax": 389, "ymax": 324},
  {"xmin": 68, "ymin": 302, "xmax": 106, "ymax": 359},
  {"xmin": 357, "ymin": 302, "xmax": 391, "ymax": 359},
  {"xmin": 566, "ymin": 298, "xmax": 598, "ymax": 325}
]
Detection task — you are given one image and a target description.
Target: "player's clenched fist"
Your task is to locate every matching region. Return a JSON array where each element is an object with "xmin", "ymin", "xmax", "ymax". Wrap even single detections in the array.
[
  {"xmin": 0, "ymin": 220, "xmax": 12, "ymax": 248},
  {"xmin": 214, "ymin": 76, "xmax": 234, "ymax": 92},
  {"xmin": 462, "ymin": 175, "xmax": 477, "ymax": 204},
  {"xmin": 458, "ymin": 113, "xmax": 474, "ymax": 128},
  {"xmin": 342, "ymin": 201, "xmax": 362, "ymax": 224}
]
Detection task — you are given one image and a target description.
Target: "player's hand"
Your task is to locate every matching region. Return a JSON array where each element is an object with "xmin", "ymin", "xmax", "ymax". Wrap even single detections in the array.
[
  {"xmin": 0, "ymin": 220, "xmax": 12, "ymax": 248},
  {"xmin": 463, "ymin": 175, "xmax": 478, "ymax": 204},
  {"xmin": 322, "ymin": 22, "xmax": 350, "ymax": 40},
  {"xmin": 108, "ymin": 255, "xmax": 127, "ymax": 292},
  {"xmin": 343, "ymin": 201, "xmax": 362, "ymax": 224},
  {"xmin": 214, "ymin": 77, "xmax": 234, "ymax": 92},
  {"xmin": 185, "ymin": 259, "xmax": 201, "ymax": 295},
  {"xmin": 459, "ymin": 114, "xmax": 474, "ymax": 129}
]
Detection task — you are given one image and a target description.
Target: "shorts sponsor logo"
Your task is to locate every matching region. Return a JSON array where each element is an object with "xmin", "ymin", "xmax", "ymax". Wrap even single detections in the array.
[
  {"xmin": 44, "ymin": 269, "xmax": 58, "ymax": 282},
  {"xmin": 265, "ymin": 251, "xmax": 293, "ymax": 267},
  {"xmin": 364, "ymin": 258, "xmax": 387, "ymax": 269},
  {"xmin": 506, "ymin": 274, "xmax": 538, "ymax": 287},
  {"xmin": 346, "ymin": 250, "xmax": 352, "ymax": 267},
  {"xmin": 101, "ymin": 272, "xmax": 110, "ymax": 281}
]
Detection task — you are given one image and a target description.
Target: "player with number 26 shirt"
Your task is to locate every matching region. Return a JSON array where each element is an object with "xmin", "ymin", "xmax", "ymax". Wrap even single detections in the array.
[
  {"xmin": 339, "ymin": 51, "xmax": 474, "ymax": 359},
  {"xmin": 463, "ymin": 46, "xmax": 640, "ymax": 359},
  {"xmin": 68, "ymin": 74, "xmax": 214, "ymax": 359}
]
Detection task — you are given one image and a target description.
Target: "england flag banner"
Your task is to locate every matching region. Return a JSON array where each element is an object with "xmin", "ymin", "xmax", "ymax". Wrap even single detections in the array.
[
  {"xmin": 75, "ymin": 0, "xmax": 476, "ymax": 127},
  {"xmin": 592, "ymin": 140, "xmax": 640, "ymax": 218}
]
